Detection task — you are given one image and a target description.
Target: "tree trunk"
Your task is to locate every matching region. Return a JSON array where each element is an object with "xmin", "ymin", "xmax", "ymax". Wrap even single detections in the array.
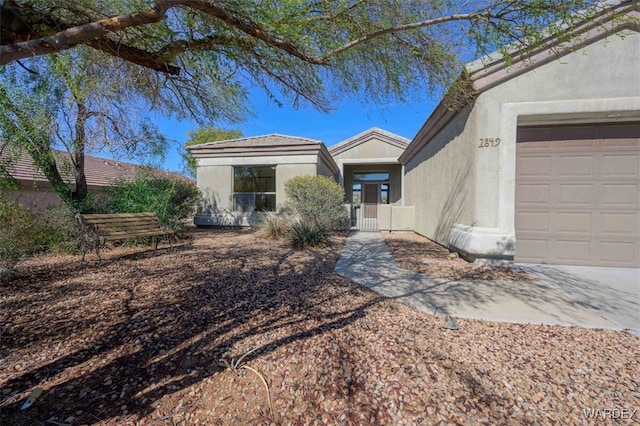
[{"xmin": 72, "ymin": 100, "xmax": 89, "ymax": 203}]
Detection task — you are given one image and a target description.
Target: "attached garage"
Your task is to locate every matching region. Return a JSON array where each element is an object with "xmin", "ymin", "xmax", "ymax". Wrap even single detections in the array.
[{"xmin": 515, "ymin": 123, "xmax": 640, "ymax": 267}]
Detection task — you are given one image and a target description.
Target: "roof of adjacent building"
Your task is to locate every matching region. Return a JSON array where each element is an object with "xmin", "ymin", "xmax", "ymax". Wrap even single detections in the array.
[
  {"xmin": 187, "ymin": 133, "xmax": 340, "ymax": 175},
  {"xmin": 328, "ymin": 127, "xmax": 410, "ymax": 156},
  {"xmin": 399, "ymin": 0, "xmax": 639, "ymax": 164},
  {"xmin": 1, "ymin": 144, "xmax": 188, "ymax": 188},
  {"xmin": 187, "ymin": 134, "xmax": 323, "ymax": 151}
]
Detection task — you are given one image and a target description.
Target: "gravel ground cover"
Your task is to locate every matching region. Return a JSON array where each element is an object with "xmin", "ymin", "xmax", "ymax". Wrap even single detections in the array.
[
  {"xmin": 1, "ymin": 229, "xmax": 638, "ymax": 425},
  {"xmin": 383, "ymin": 233, "xmax": 534, "ymax": 281}
]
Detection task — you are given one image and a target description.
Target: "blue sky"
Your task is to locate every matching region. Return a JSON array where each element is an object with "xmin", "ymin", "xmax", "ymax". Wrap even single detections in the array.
[{"xmin": 155, "ymin": 89, "xmax": 439, "ymax": 174}]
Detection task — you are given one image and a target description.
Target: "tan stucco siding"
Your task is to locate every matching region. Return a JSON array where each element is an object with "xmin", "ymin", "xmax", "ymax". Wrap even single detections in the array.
[
  {"xmin": 472, "ymin": 29, "xmax": 640, "ymax": 230},
  {"xmin": 276, "ymin": 163, "xmax": 318, "ymax": 209},
  {"xmin": 8, "ymin": 187, "xmax": 64, "ymax": 212},
  {"xmin": 404, "ymin": 105, "xmax": 476, "ymax": 245},
  {"xmin": 197, "ymin": 162, "xmax": 320, "ymax": 213},
  {"xmin": 332, "ymin": 138, "xmax": 405, "ymax": 162},
  {"xmin": 405, "ymin": 29, "xmax": 640, "ymax": 255},
  {"xmin": 486, "ymin": 30, "xmax": 640, "ymax": 103},
  {"xmin": 317, "ymin": 157, "xmax": 336, "ymax": 178},
  {"xmin": 196, "ymin": 164, "xmax": 233, "ymax": 213}
]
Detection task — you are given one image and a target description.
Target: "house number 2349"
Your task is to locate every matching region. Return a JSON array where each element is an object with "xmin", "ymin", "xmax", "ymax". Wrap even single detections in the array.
[{"xmin": 478, "ymin": 138, "xmax": 501, "ymax": 148}]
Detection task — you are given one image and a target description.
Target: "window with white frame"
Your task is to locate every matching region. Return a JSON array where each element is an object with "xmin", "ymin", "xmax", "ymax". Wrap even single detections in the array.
[{"xmin": 233, "ymin": 166, "xmax": 276, "ymax": 212}]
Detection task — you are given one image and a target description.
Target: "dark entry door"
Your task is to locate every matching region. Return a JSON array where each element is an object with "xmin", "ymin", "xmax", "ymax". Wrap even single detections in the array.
[{"xmin": 363, "ymin": 183, "xmax": 379, "ymax": 219}]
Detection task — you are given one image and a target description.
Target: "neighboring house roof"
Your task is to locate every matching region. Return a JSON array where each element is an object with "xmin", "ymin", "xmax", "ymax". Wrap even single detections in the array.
[
  {"xmin": 328, "ymin": 127, "xmax": 410, "ymax": 156},
  {"xmin": 187, "ymin": 133, "xmax": 340, "ymax": 175},
  {"xmin": 399, "ymin": 0, "xmax": 639, "ymax": 164},
  {"xmin": 1, "ymin": 143, "xmax": 189, "ymax": 189},
  {"xmin": 188, "ymin": 134, "xmax": 323, "ymax": 150}
]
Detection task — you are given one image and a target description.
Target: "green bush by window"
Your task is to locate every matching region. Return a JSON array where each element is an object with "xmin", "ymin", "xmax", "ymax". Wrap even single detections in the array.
[
  {"xmin": 106, "ymin": 170, "xmax": 201, "ymax": 230},
  {"xmin": 284, "ymin": 175, "xmax": 349, "ymax": 232}
]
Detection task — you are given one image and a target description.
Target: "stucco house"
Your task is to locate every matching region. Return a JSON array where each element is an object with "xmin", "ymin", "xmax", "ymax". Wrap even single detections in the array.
[
  {"xmin": 1, "ymin": 145, "xmax": 187, "ymax": 212},
  {"xmin": 191, "ymin": 1, "xmax": 639, "ymax": 268},
  {"xmin": 400, "ymin": 0, "xmax": 639, "ymax": 267},
  {"xmin": 189, "ymin": 129, "xmax": 414, "ymax": 228}
]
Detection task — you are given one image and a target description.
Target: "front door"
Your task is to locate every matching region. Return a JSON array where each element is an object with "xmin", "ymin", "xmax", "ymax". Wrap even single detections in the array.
[{"xmin": 363, "ymin": 183, "xmax": 379, "ymax": 219}]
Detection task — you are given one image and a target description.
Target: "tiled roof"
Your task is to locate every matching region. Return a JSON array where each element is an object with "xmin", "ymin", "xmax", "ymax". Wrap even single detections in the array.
[
  {"xmin": 0, "ymin": 144, "xmax": 188, "ymax": 188},
  {"xmin": 187, "ymin": 134, "xmax": 323, "ymax": 150}
]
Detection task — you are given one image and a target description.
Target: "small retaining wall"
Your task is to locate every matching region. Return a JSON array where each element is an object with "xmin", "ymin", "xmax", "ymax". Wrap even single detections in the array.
[{"xmin": 378, "ymin": 205, "xmax": 414, "ymax": 232}]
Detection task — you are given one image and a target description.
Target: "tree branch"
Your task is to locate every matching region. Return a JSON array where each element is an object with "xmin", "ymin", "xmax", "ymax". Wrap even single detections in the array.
[
  {"xmin": 86, "ymin": 38, "xmax": 181, "ymax": 74},
  {"xmin": 320, "ymin": 12, "xmax": 489, "ymax": 61},
  {"xmin": 0, "ymin": 4, "xmax": 169, "ymax": 66}
]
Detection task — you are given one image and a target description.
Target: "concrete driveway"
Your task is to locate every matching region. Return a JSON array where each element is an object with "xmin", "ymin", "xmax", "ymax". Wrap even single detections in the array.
[
  {"xmin": 517, "ymin": 264, "xmax": 640, "ymax": 337},
  {"xmin": 335, "ymin": 232, "xmax": 639, "ymax": 337}
]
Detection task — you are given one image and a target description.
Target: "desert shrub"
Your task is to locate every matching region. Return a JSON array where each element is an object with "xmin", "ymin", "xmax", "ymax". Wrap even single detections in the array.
[
  {"xmin": 0, "ymin": 193, "xmax": 60, "ymax": 278},
  {"xmin": 106, "ymin": 170, "xmax": 201, "ymax": 230},
  {"xmin": 41, "ymin": 203, "xmax": 82, "ymax": 253},
  {"xmin": 289, "ymin": 221, "xmax": 328, "ymax": 249},
  {"xmin": 258, "ymin": 213, "xmax": 290, "ymax": 239},
  {"xmin": 284, "ymin": 175, "xmax": 349, "ymax": 232},
  {"xmin": 77, "ymin": 191, "xmax": 112, "ymax": 214}
]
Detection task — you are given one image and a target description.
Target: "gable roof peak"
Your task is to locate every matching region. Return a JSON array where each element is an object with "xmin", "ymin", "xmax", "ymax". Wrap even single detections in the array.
[{"xmin": 329, "ymin": 127, "xmax": 410, "ymax": 156}]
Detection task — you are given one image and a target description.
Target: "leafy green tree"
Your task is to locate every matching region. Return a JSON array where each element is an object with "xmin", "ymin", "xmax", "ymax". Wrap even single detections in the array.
[
  {"xmin": 0, "ymin": 0, "xmax": 609, "ymax": 206},
  {"xmin": 182, "ymin": 127, "xmax": 243, "ymax": 178},
  {"xmin": 1, "ymin": 1, "xmax": 603, "ymax": 110},
  {"xmin": 0, "ymin": 49, "xmax": 179, "ymax": 205}
]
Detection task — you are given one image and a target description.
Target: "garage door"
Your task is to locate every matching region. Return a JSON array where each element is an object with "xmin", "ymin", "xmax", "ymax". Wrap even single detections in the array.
[{"xmin": 515, "ymin": 123, "xmax": 640, "ymax": 267}]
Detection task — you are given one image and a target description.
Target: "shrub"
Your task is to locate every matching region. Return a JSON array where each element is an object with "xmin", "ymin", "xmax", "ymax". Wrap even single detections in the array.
[
  {"xmin": 258, "ymin": 213, "xmax": 290, "ymax": 239},
  {"xmin": 0, "ymin": 193, "xmax": 59, "ymax": 278},
  {"xmin": 41, "ymin": 203, "xmax": 82, "ymax": 253},
  {"xmin": 284, "ymin": 175, "xmax": 349, "ymax": 232},
  {"xmin": 289, "ymin": 221, "xmax": 328, "ymax": 249},
  {"xmin": 105, "ymin": 169, "xmax": 201, "ymax": 230}
]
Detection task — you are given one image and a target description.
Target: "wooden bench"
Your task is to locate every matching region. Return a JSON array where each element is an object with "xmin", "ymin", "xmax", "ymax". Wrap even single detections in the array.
[{"xmin": 77, "ymin": 212, "xmax": 175, "ymax": 261}]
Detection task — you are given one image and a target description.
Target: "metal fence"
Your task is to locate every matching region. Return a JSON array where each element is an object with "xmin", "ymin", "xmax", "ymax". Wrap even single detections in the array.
[{"xmin": 351, "ymin": 204, "xmax": 379, "ymax": 232}]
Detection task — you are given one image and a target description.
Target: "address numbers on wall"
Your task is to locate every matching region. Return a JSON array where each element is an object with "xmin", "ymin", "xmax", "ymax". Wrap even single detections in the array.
[{"xmin": 478, "ymin": 138, "xmax": 501, "ymax": 148}]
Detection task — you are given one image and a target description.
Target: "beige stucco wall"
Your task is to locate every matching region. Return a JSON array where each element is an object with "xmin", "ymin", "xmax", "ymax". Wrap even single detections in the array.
[
  {"xmin": 8, "ymin": 187, "xmax": 64, "ymax": 213},
  {"xmin": 404, "ymin": 29, "xmax": 640, "ymax": 258},
  {"xmin": 317, "ymin": 157, "xmax": 336, "ymax": 179},
  {"xmin": 197, "ymin": 164, "xmax": 233, "ymax": 214},
  {"xmin": 474, "ymin": 29, "xmax": 640, "ymax": 232},
  {"xmin": 276, "ymin": 163, "xmax": 318, "ymax": 209},
  {"xmin": 332, "ymin": 138, "xmax": 405, "ymax": 162},
  {"xmin": 194, "ymin": 156, "xmax": 321, "ymax": 225},
  {"xmin": 378, "ymin": 205, "xmax": 415, "ymax": 231},
  {"xmin": 404, "ymin": 104, "xmax": 476, "ymax": 245},
  {"xmin": 8, "ymin": 183, "xmax": 109, "ymax": 214},
  {"xmin": 343, "ymin": 164, "xmax": 402, "ymax": 205}
]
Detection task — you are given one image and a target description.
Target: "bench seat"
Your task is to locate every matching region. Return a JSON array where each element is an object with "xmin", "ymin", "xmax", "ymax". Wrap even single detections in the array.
[{"xmin": 77, "ymin": 212, "xmax": 175, "ymax": 261}]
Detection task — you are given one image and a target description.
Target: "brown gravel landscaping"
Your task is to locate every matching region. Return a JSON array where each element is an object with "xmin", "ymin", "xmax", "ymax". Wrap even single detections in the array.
[
  {"xmin": 1, "ymin": 229, "xmax": 638, "ymax": 425},
  {"xmin": 383, "ymin": 232, "xmax": 535, "ymax": 281}
]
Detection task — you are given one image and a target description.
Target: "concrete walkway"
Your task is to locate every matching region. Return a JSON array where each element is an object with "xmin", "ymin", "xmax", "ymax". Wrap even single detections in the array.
[{"xmin": 335, "ymin": 232, "xmax": 636, "ymax": 334}]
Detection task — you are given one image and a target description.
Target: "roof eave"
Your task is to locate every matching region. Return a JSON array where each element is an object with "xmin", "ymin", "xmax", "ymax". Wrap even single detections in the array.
[
  {"xmin": 400, "ymin": 0, "xmax": 639, "ymax": 165},
  {"xmin": 328, "ymin": 127, "xmax": 410, "ymax": 156}
]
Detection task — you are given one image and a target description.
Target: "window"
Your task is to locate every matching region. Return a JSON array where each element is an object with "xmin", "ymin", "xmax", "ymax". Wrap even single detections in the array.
[
  {"xmin": 353, "ymin": 172, "xmax": 390, "ymax": 182},
  {"xmin": 352, "ymin": 172, "xmax": 391, "ymax": 204},
  {"xmin": 352, "ymin": 183, "xmax": 362, "ymax": 204},
  {"xmin": 233, "ymin": 166, "xmax": 276, "ymax": 212},
  {"xmin": 380, "ymin": 183, "xmax": 389, "ymax": 204}
]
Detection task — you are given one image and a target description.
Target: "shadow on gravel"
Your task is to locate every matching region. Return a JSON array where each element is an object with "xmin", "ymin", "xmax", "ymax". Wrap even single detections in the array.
[{"xmin": 1, "ymin": 230, "xmax": 384, "ymax": 425}]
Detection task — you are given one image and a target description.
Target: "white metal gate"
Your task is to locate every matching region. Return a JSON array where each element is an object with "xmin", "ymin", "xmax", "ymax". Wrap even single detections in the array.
[{"xmin": 352, "ymin": 204, "xmax": 379, "ymax": 231}]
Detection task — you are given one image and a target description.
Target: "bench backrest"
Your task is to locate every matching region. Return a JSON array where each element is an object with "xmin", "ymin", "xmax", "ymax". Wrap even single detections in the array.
[{"xmin": 79, "ymin": 212, "xmax": 164, "ymax": 238}]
